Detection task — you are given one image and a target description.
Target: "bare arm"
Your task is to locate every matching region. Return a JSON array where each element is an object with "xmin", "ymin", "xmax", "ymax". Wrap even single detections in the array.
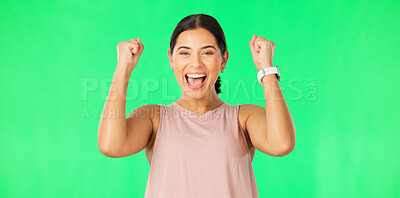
[
  {"xmin": 245, "ymin": 75, "xmax": 296, "ymax": 157},
  {"xmin": 97, "ymin": 38, "xmax": 151, "ymax": 158},
  {"xmin": 246, "ymin": 34, "xmax": 296, "ymax": 157}
]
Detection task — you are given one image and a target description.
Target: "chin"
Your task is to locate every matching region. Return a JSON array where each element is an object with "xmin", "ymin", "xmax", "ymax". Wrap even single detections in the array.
[{"xmin": 182, "ymin": 84, "xmax": 211, "ymax": 99}]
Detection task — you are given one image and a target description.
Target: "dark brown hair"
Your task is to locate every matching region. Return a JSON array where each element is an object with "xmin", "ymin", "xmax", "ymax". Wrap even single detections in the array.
[{"xmin": 169, "ymin": 14, "xmax": 227, "ymax": 95}]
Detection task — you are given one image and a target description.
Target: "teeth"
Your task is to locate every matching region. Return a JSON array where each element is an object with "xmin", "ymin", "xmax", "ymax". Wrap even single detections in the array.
[{"xmin": 187, "ymin": 73, "xmax": 206, "ymax": 78}]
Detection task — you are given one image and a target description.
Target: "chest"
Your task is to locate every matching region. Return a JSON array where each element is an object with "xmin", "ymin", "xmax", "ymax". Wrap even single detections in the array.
[{"xmin": 145, "ymin": 108, "xmax": 254, "ymax": 165}]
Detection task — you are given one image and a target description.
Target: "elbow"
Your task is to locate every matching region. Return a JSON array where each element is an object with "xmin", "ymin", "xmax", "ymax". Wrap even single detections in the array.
[
  {"xmin": 98, "ymin": 144, "xmax": 124, "ymax": 158},
  {"xmin": 98, "ymin": 145, "xmax": 112, "ymax": 157},
  {"xmin": 97, "ymin": 130, "xmax": 126, "ymax": 158},
  {"xmin": 271, "ymin": 141, "xmax": 295, "ymax": 157},
  {"xmin": 274, "ymin": 130, "xmax": 296, "ymax": 157},
  {"xmin": 101, "ymin": 152, "xmax": 124, "ymax": 158},
  {"xmin": 99, "ymin": 148, "xmax": 124, "ymax": 158}
]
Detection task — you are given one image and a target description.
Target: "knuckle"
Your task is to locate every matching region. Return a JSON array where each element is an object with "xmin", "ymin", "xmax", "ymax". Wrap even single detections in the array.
[
  {"xmin": 129, "ymin": 41, "xmax": 138, "ymax": 46},
  {"xmin": 117, "ymin": 41, "xmax": 126, "ymax": 47}
]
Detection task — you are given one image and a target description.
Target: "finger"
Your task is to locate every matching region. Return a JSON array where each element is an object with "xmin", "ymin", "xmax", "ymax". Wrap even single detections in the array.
[
  {"xmin": 271, "ymin": 42, "xmax": 275, "ymax": 61},
  {"xmin": 128, "ymin": 43, "xmax": 138, "ymax": 54},
  {"xmin": 255, "ymin": 39, "xmax": 261, "ymax": 51},
  {"xmin": 127, "ymin": 39, "xmax": 139, "ymax": 48},
  {"xmin": 256, "ymin": 36, "xmax": 265, "ymax": 40},
  {"xmin": 249, "ymin": 34, "xmax": 257, "ymax": 54},
  {"xmin": 127, "ymin": 39, "xmax": 138, "ymax": 45},
  {"xmin": 137, "ymin": 37, "xmax": 144, "ymax": 54}
]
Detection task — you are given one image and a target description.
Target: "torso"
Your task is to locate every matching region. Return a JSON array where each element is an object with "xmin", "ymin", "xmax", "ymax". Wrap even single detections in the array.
[{"xmin": 144, "ymin": 104, "xmax": 256, "ymax": 165}]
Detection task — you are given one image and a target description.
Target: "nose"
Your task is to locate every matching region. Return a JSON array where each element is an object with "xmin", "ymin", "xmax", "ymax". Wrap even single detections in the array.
[{"xmin": 190, "ymin": 53, "xmax": 202, "ymax": 68}]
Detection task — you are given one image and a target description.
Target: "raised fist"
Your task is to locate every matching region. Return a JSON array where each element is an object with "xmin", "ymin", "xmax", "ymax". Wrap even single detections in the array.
[
  {"xmin": 116, "ymin": 38, "xmax": 144, "ymax": 71},
  {"xmin": 249, "ymin": 34, "xmax": 276, "ymax": 71}
]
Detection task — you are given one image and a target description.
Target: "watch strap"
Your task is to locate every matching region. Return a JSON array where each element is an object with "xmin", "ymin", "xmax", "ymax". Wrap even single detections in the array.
[{"xmin": 257, "ymin": 66, "xmax": 280, "ymax": 85}]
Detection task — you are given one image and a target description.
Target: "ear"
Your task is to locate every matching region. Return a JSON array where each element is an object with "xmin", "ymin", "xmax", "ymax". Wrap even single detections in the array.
[
  {"xmin": 220, "ymin": 50, "xmax": 229, "ymax": 70},
  {"xmin": 168, "ymin": 49, "xmax": 173, "ymax": 70}
]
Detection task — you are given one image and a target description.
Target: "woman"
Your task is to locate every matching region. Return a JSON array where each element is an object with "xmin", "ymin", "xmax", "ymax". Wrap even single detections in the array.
[{"xmin": 98, "ymin": 14, "xmax": 295, "ymax": 197}]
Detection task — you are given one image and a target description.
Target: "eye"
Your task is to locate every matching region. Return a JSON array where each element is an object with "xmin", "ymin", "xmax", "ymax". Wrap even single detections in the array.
[
  {"xmin": 203, "ymin": 51, "xmax": 214, "ymax": 55},
  {"xmin": 179, "ymin": 52, "xmax": 189, "ymax": 55}
]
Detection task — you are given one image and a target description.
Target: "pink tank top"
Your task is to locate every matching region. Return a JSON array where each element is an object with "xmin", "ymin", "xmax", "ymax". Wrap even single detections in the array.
[{"xmin": 144, "ymin": 101, "xmax": 259, "ymax": 198}]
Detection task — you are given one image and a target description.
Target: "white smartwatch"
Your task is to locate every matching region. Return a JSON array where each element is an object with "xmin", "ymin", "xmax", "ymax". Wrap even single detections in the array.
[{"xmin": 257, "ymin": 66, "xmax": 280, "ymax": 85}]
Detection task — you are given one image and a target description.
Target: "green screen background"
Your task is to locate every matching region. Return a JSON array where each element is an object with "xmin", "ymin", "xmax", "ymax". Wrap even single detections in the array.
[{"xmin": 1, "ymin": 0, "xmax": 399, "ymax": 197}]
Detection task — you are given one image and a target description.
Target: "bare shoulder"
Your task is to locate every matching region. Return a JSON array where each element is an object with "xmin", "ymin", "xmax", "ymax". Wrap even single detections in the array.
[
  {"xmin": 127, "ymin": 104, "xmax": 160, "ymax": 121},
  {"xmin": 238, "ymin": 104, "xmax": 266, "ymax": 128},
  {"xmin": 127, "ymin": 104, "xmax": 161, "ymax": 136},
  {"xmin": 238, "ymin": 104, "xmax": 266, "ymax": 124}
]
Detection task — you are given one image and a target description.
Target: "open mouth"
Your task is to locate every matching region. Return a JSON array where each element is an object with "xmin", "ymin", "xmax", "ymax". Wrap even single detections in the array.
[{"xmin": 185, "ymin": 73, "xmax": 207, "ymax": 89}]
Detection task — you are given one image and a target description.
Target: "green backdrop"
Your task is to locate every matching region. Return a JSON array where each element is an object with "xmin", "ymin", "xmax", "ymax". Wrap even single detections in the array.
[{"xmin": 1, "ymin": 0, "xmax": 399, "ymax": 197}]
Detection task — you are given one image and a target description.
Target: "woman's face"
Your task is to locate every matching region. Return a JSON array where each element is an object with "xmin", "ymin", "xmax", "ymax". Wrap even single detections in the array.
[{"xmin": 168, "ymin": 28, "xmax": 228, "ymax": 99}]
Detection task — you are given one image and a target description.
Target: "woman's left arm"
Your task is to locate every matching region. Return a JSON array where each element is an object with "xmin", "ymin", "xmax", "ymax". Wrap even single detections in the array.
[{"xmin": 245, "ymin": 34, "xmax": 296, "ymax": 157}]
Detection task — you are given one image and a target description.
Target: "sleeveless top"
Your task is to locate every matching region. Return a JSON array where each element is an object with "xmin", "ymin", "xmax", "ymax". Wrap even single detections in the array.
[{"xmin": 144, "ymin": 101, "xmax": 259, "ymax": 198}]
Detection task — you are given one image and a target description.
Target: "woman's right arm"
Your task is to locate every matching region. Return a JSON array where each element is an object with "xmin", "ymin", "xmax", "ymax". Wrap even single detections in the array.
[{"xmin": 97, "ymin": 38, "xmax": 152, "ymax": 158}]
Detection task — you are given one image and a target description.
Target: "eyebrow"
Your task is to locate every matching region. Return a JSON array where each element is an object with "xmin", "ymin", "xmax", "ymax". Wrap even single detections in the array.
[{"xmin": 176, "ymin": 45, "xmax": 216, "ymax": 51}]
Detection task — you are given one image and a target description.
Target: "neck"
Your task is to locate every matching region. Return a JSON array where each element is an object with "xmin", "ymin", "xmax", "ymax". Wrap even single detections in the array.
[{"xmin": 176, "ymin": 89, "xmax": 223, "ymax": 114}]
